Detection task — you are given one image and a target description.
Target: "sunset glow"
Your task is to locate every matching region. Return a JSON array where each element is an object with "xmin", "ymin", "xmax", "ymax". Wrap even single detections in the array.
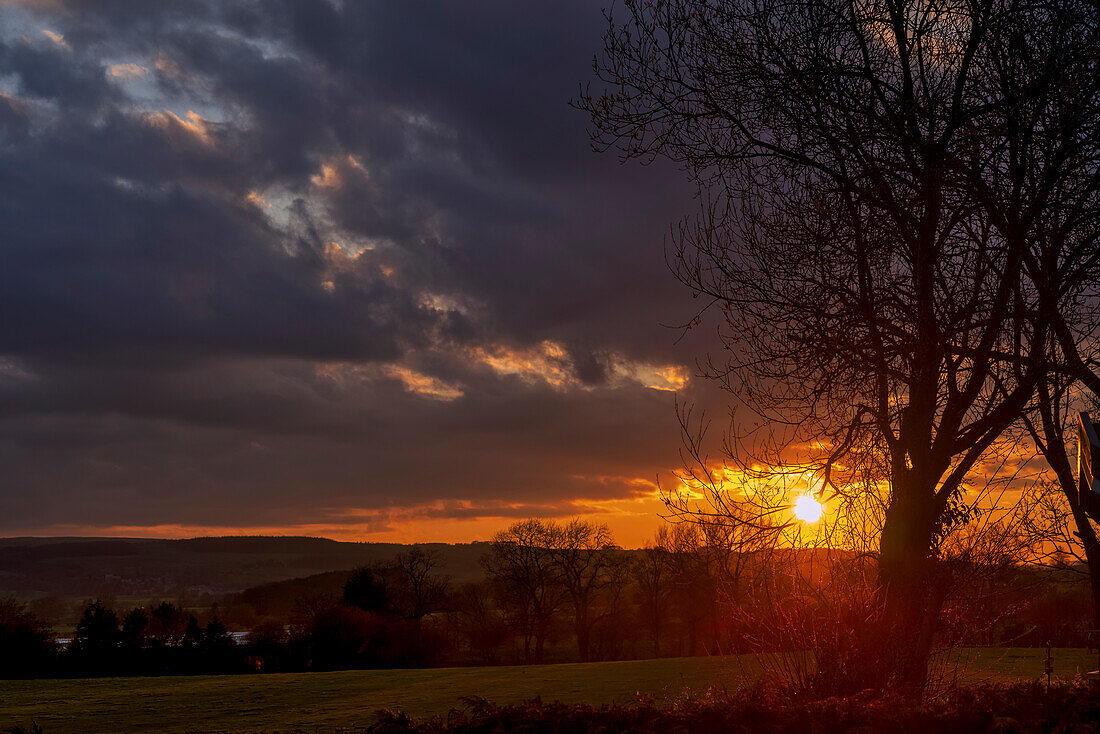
[
  {"xmin": 2, "ymin": 0, "xmax": 1098, "ymax": 720},
  {"xmin": 794, "ymin": 494, "xmax": 823, "ymax": 523}
]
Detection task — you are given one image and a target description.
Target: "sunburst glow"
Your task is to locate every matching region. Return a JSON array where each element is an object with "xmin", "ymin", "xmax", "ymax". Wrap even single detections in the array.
[{"xmin": 794, "ymin": 495, "xmax": 823, "ymax": 523}]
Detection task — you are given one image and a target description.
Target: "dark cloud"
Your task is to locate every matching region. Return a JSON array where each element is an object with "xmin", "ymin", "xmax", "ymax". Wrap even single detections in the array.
[
  {"xmin": 0, "ymin": 360, "xmax": 686, "ymax": 530},
  {"xmin": 0, "ymin": 38, "xmax": 117, "ymax": 110},
  {"xmin": 0, "ymin": 0, "xmax": 709, "ymax": 538}
]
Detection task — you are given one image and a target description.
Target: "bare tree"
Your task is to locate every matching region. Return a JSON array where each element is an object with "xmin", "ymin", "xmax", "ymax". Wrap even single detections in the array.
[
  {"xmin": 452, "ymin": 581, "xmax": 509, "ymax": 664},
  {"xmin": 390, "ymin": 548, "xmax": 451, "ymax": 659},
  {"xmin": 632, "ymin": 531, "xmax": 673, "ymax": 657},
  {"xmin": 654, "ymin": 523, "xmax": 721, "ymax": 656},
  {"xmin": 548, "ymin": 519, "xmax": 627, "ymax": 662},
  {"xmin": 482, "ymin": 519, "xmax": 565, "ymax": 663},
  {"xmin": 576, "ymin": 0, "xmax": 1100, "ymax": 688},
  {"xmin": 392, "ymin": 549, "xmax": 450, "ymax": 626},
  {"xmin": 1022, "ymin": 379, "xmax": 1100, "ymax": 626},
  {"xmin": 971, "ymin": 1, "xmax": 1100, "ymax": 629}
]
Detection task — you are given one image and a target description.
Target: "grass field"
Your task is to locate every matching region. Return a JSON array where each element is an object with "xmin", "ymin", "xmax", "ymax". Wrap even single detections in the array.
[{"xmin": 1, "ymin": 648, "xmax": 1096, "ymax": 734}]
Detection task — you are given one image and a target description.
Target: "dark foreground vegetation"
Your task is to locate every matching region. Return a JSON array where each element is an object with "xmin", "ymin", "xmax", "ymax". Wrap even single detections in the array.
[
  {"xmin": 365, "ymin": 685, "xmax": 1100, "ymax": 734},
  {"xmin": 363, "ymin": 684, "xmax": 1100, "ymax": 734},
  {"xmin": 1, "ymin": 651, "xmax": 1092, "ymax": 734},
  {"xmin": 7, "ymin": 681, "xmax": 1100, "ymax": 734}
]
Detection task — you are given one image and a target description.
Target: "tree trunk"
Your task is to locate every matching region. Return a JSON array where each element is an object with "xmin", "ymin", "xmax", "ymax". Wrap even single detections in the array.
[
  {"xmin": 575, "ymin": 604, "xmax": 591, "ymax": 662},
  {"xmin": 877, "ymin": 477, "xmax": 942, "ymax": 691},
  {"xmin": 534, "ymin": 621, "xmax": 547, "ymax": 664},
  {"xmin": 522, "ymin": 622, "xmax": 533, "ymax": 664},
  {"xmin": 1032, "ymin": 401, "xmax": 1100, "ymax": 632},
  {"xmin": 1073, "ymin": 505, "xmax": 1100, "ymax": 630},
  {"xmin": 651, "ymin": 607, "xmax": 661, "ymax": 658},
  {"xmin": 576, "ymin": 626, "xmax": 590, "ymax": 662}
]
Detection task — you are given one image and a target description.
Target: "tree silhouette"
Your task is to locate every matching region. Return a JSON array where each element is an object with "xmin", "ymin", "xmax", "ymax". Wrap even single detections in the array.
[
  {"xmin": 391, "ymin": 548, "xmax": 451, "ymax": 663},
  {"xmin": 148, "ymin": 601, "xmax": 187, "ymax": 646},
  {"xmin": 0, "ymin": 597, "xmax": 54, "ymax": 677},
  {"xmin": 120, "ymin": 608, "xmax": 148, "ymax": 648},
  {"xmin": 549, "ymin": 519, "xmax": 625, "ymax": 662},
  {"xmin": 483, "ymin": 519, "xmax": 566, "ymax": 663},
  {"xmin": 342, "ymin": 566, "xmax": 390, "ymax": 614},
  {"xmin": 181, "ymin": 616, "xmax": 203, "ymax": 649},
  {"xmin": 73, "ymin": 600, "xmax": 119, "ymax": 669},
  {"xmin": 578, "ymin": 0, "xmax": 1099, "ymax": 688}
]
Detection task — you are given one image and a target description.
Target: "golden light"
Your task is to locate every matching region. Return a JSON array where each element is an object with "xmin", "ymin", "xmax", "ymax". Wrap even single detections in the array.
[{"xmin": 793, "ymin": 495, "xmax": 823, "ymax": 523}]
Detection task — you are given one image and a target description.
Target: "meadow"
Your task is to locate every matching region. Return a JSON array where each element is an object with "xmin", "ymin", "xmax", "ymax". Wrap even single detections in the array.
[{"xmin": 1, "ymin": 648, "xmax": 1096, "ymax": 734}]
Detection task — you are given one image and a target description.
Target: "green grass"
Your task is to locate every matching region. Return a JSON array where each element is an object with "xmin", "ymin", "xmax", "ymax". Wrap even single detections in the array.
[
  {"xmin": 1, "ymin": 649, "xmax": 1096, "ymax": 734},
  {"xmin": 947, "ymin": 647, "xmax": 1097, "ymax": 682}
]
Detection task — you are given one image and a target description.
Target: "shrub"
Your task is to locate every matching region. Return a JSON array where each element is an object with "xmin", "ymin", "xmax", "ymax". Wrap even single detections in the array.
[
  {"xmin": 363, "ymin": 682, "xmax": 1100, "ymax": 734},
  {"xmin": 0, "ymin": 598, "xmax": 54, "ymax": 678}
]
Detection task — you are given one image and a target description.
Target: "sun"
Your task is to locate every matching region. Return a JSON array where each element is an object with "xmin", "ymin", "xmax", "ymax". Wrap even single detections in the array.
[{"xmin": 793, "ymin": 495, "xmax": 823, "ymax": 523}]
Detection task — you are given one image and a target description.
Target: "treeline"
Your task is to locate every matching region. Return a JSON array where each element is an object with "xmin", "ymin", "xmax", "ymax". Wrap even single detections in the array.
[
  {"xmin": 0, "ymin": 597, "xmax": 241, "ymax": 677},
  {"xmin": 250, "ymin": 518, "xmax": 749, "ymax": 670},
  {"xmin": 1, "ymin": 519, "xmax": 1096, "ymax": 678}
]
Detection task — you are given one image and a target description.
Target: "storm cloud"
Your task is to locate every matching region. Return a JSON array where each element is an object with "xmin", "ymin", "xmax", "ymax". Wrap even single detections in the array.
[{"xmin": 0, "ymin": 0, "xmax": 710, "ymax": 544}]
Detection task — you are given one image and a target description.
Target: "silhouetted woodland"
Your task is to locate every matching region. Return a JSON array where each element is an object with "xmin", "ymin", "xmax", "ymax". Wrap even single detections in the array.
[{"xmin": 2, "ymin": 520, "xmax": 1097, "ymax": 678}]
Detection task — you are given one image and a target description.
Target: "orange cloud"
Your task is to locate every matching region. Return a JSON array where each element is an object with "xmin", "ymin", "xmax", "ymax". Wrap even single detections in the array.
[
  {"xmin": 384, "ymin": 365, "xmax": 464, "ymax": 401},
  {"xmin": 612, "ymin": 362, "xmax": 689, "ymax": 391},
  {"xmin": 154, "ymin": 53, "xmax": 184, "ymax": 79},
  {"xmin": 41, "ymin": 29, "xmax": 68, "ymax": 49},
  {"xmin": 311, "ymin": 155, "xmax": 368, "ymax": 189},
  {"xmin": 109, "ymin": 63, "xmax": 148, "ymax": 79},
  {"xmin": 467, "ymin": 340, "xmax": 689, "ymax": 393},
  {"xmin": 311, "ymin": 163, "xmax": 340, "ymax": 188},
  {"xmin": 467, "ymin": 340, "xmax": 573, "ymax": 387},
  {"xmin": 144, "ymin": 109, "xmax": 213, "ymax": 145}
]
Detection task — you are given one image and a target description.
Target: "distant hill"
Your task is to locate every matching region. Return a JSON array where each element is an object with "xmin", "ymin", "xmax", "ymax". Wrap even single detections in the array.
[
  {"xmin": 225, "ymin": 569, "xmax": 356, "ymax": 618},
  {"xmin": 0, "ymin": 535, "xmax": 888, "ymax": 609},
  {"xmin": 0, "ymin": 536, "xmax": 491, "ymax": 603}
]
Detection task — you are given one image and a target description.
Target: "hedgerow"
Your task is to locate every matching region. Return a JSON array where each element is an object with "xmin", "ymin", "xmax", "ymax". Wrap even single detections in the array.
[{"xmin": 365, "ymin": 682, "xmax": 1100, "ymax": 734}]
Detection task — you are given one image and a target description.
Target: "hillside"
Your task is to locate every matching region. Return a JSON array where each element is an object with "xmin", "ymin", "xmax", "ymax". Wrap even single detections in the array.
[{"xmin": 0, "ymin": 536, "xmax": 490, "ymax": 602}]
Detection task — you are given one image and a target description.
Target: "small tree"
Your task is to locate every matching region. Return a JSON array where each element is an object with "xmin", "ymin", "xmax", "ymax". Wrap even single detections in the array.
[
  {"xmin": 453, "ymin": 581, "xmax": 509, "ymax": 664},
  {"xmin": 0, "ymin": 597, "xmax": 54, "ymax": 677},
  {"xmin": 307, "ymin": 605, "xmax": 383, "ymax": 670},
  {"xmin": 181, "ymin": 616, "xmax": 203, "ymax": 648},
  {"xmin": 247, "ymin": 616, "xmax": 288, "ymax": 670},
  {"xmin": 119, "ymin": 608, "xmax": 148, "ymax": 648},
  {"xmin": 72, "ymin": 600, "xmax": 119, "ymax": 669},
  {"xmin": 203, "ymin": 617, "xmax": 233, "ymax": 649},
  {"xmin": 342, "ymin": 566, "xmax": 390, "ymax": 615},
  {"xmin": 147, "ymin": 601, "xmax": 187, "ymax": 646},
  {"xmin": 392, "ymin": 549, "xmax": 450, "ymax": 626},
  {"xmin": 390, "ymin": 548, "xmax": 451, "ymax": 663}
]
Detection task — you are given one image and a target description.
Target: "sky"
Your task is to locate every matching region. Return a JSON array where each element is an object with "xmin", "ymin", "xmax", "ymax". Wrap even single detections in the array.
[{"xmin": 0, "ymin": 0, "xmax": 719, "ymax": 547}]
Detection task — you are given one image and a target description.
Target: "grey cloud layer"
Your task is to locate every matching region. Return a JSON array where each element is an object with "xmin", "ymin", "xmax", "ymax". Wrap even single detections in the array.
[{"xmin": 0, "ymin": 0, "xmax": 706, "ymax": 532}]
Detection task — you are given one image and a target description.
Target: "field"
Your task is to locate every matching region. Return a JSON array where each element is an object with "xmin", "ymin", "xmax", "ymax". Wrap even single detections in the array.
[{"xmin": 1, "ymin": 649, "xmax": 1096, "ymax": 734}]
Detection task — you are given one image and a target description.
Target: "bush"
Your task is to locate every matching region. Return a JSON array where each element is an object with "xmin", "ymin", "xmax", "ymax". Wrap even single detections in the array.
[
  {"xmin": 307, "ymin": 605, "xmax": 386, "ymax": 670},
  {"xmin": 0, "ymin": 597, "xmax": 55, "ymax": 677},
  {"xmin": 364, "ymin": 683, "xmax": 1100, "ymax": 734}
]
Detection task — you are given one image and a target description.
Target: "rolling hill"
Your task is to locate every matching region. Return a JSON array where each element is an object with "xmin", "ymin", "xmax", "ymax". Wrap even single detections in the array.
[{"xmin": 0, "ymin": 536, "xmax": 490, "ymax": 603}]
